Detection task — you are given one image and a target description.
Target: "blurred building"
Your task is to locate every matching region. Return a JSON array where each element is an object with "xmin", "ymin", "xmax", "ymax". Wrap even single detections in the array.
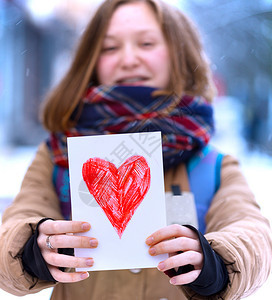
[
  {"xmin": 0, "ymin": 0, "xmax": 98, "ymax": 146},
  {"xmin": 183, "ymin": 0, "xmax": 272, "ymax": 154}
]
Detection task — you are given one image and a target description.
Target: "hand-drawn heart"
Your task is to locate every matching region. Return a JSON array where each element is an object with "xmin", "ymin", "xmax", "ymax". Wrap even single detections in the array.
[{"xmin": 82, "ymin": 155, "xmax": 151, "ymax": 238}]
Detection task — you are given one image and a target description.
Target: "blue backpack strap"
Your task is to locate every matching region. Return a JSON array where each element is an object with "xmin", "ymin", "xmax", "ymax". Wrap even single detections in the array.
[
  {"xmin": 53, "ymin": 166, "xmax": 71, "ymax": 220},
  {"xmin": 187, "ymin": 145, "xmax": 224, "ymax": 234}
]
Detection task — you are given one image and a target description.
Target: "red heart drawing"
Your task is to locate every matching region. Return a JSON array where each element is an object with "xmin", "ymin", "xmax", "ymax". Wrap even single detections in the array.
[{"xmin": 82, "ymin": 155, "xmax": 151, "ymax": 238}]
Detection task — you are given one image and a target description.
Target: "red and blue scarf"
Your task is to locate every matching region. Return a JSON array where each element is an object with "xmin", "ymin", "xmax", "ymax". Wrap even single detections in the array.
[{"xmin": 46, "ymin": 85, "xmax": 214, "ymax": 219}]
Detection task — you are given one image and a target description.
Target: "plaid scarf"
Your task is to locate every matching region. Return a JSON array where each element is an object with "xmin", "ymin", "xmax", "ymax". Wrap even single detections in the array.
[{"xmin": 47, "ymin": 85, "xmax": 214, "ymax": 170}]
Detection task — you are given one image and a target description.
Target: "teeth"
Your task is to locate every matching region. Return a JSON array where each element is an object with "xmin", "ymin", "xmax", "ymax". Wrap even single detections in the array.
[{"xmin": 120, "ymin": 78, "xmax": 143, "ymax": 83}]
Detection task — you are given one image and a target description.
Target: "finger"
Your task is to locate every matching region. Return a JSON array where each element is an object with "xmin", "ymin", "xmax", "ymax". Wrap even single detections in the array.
[
  {"xmin": 44, "ymin": 252, "xmax": 94, "ymax": 269},
  {"xmin": 49, "ymin": 266, "xmax": 90, "ymax": 283},
  {"xmin": 47, "ymin": 235, "xmax": 98, "ymax": 249},
  {"xmin": 169, "ymin": 269, "xmax": 201, "ymax": 285},
  {"xmin": 157, "ymin": 251, "xmax": 203, "ymax": 272},
  {"xmin": 148, "ymin": 237, "xmax": 201, "ymax": 256},
  {"xmin": 146, "ymin": 224, "xmax": 198, "ymax": 246},
  {"xmin": 39, "ymin": 220, "xmax": 91, "ymax": 235}
]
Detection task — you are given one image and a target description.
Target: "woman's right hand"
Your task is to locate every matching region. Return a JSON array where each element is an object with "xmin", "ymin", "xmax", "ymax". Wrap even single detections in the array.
[{"xmin": 37, "ymin": 219, "xmax": 98, "ymax": 283}]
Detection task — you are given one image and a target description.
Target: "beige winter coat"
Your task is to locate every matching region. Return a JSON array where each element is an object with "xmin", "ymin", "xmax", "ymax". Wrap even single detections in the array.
[{"xmin": 0, "ymin": 143, "xmax": 271, "ymax": 300}]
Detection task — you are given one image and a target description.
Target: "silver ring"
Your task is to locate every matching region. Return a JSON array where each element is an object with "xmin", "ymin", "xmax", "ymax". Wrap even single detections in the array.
[{"xmin": 46, "ymin": 235, "xmax": 54, "ymax": 250}]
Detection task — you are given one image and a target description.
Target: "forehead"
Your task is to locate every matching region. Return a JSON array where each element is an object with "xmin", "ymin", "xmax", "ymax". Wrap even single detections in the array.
[{"xmin": 106, "ymin": 2, "xmax": 161, "ymax": 35}]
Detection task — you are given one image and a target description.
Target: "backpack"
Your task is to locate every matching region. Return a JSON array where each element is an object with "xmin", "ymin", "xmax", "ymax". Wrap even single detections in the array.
[{"xmin": 187, "ymin": 145, "xmax": 224, "ymax": 234}]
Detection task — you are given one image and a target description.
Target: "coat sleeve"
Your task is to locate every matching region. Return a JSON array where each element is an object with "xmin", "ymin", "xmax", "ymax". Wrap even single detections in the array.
[
  {"xmin": 0, "ymin": 143, "xmax": 63, "ymax": 296},
  {"xmin": 182, "ymin": 155, "xmax": 272, "ymax": 299}
]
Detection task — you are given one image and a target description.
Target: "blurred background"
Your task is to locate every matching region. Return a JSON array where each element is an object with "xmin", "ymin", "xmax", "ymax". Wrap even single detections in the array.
[{"xmin": 0, "ymin": 0, "xmax": 271, "ymax": 299}]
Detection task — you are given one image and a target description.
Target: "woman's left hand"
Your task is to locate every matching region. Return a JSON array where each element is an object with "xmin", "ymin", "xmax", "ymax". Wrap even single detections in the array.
[{"xmin": 146, "ymin": 224, "xmax": 203, "ymax": 285}]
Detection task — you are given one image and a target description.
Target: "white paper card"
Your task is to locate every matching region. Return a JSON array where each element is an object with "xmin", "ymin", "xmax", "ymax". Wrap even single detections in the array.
[{"xmin": 68, "ymin": 132, "xmax": 167, "ymax": 271}]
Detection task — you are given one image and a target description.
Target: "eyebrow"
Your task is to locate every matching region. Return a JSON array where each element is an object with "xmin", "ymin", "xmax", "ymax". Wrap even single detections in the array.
[{"xmin": 104, "ymin": 29, "xmax": 159, "ymax": 39}]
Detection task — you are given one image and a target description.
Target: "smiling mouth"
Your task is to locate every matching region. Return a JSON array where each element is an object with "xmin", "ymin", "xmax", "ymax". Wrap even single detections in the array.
[{"xmin": 116, "ymin": 77, "xmax": 148, "ymax": 84}]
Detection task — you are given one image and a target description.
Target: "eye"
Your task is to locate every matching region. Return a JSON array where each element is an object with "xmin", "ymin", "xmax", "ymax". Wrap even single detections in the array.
[
  {"xmin": 101, "ymin": 46, "xmax": 118, "ymax": 53},
  {"xmin": 140, "ymin": 41, "xmax": 155, "ymax": 48}
]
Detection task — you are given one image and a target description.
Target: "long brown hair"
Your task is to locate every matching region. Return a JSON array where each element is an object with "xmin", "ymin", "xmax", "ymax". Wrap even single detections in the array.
[{"xmin": 41, "ymin": 0, "xmax": 216, "ymax": 132}]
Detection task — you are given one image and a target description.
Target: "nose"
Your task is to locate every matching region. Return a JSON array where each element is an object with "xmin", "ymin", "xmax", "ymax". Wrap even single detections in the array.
[{"xmin": 120, "ymin": 44, "xmax": 140, "ymax": 69}]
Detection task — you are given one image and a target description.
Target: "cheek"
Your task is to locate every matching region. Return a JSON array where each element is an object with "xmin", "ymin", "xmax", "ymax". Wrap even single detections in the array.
[
  {"xmin": 148, "ymin": 48, "xmax": 171, "ymax": 88},
  {"xmin": 96, "ymin": 56, "xmax": 117, "ymax": 85},
  {"xmin": 149, "ymin": 48, "xmax": 170, "ymax": 72}
]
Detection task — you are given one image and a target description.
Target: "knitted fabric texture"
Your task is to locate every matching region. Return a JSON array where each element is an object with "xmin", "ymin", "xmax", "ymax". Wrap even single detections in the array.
[{"xmin": 47, "ymin": 85, "xmax": 214, "ymax": 170}]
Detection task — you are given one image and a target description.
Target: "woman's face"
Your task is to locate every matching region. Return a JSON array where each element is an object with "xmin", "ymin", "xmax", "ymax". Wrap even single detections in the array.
[{"xmin": 96, "ymin": 2, "xmax": 171, "ymax": 89}]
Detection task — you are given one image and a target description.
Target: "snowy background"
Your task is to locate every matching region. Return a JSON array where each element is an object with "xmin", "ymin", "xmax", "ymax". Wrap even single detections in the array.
[{"xmin": 0, "ymin": 0, "xmax": 271, "ymax": 299}]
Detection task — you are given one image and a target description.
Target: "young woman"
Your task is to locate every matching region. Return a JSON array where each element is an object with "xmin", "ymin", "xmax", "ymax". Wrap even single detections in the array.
[{"xmin": 0, "ymin": 1, "xmax": 271, "ymax": 299}]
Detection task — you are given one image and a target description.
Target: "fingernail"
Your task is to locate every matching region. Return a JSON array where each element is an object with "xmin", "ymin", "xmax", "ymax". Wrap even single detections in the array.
[
  {"xmin": 86, "ymin": 258, "xmax": 94, "ymax": 266},
  {"xmin": 81, "ymin": 272, "xmax": 89, "ymax": 280},
  {"xmin": 170, "ymin": 278, "xmax": 176, "ymax": 285},
  {"xmin": 146, "ymin": 236, "xmax": 154, "ymax": 245},
  {"xmin": 149, "ymin": 247, "xmax": 156, "ymax": 255},
  {"xmin": 82, "ymin": 223, "xmax": 90, "ymax": 231},
  {"xmin": 90, "ymin": 238, "xmax": 98, "ymax": 247},
  {"xmin": 157, "ymin": 262, "xmax": 165, "ymax": 271}
]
